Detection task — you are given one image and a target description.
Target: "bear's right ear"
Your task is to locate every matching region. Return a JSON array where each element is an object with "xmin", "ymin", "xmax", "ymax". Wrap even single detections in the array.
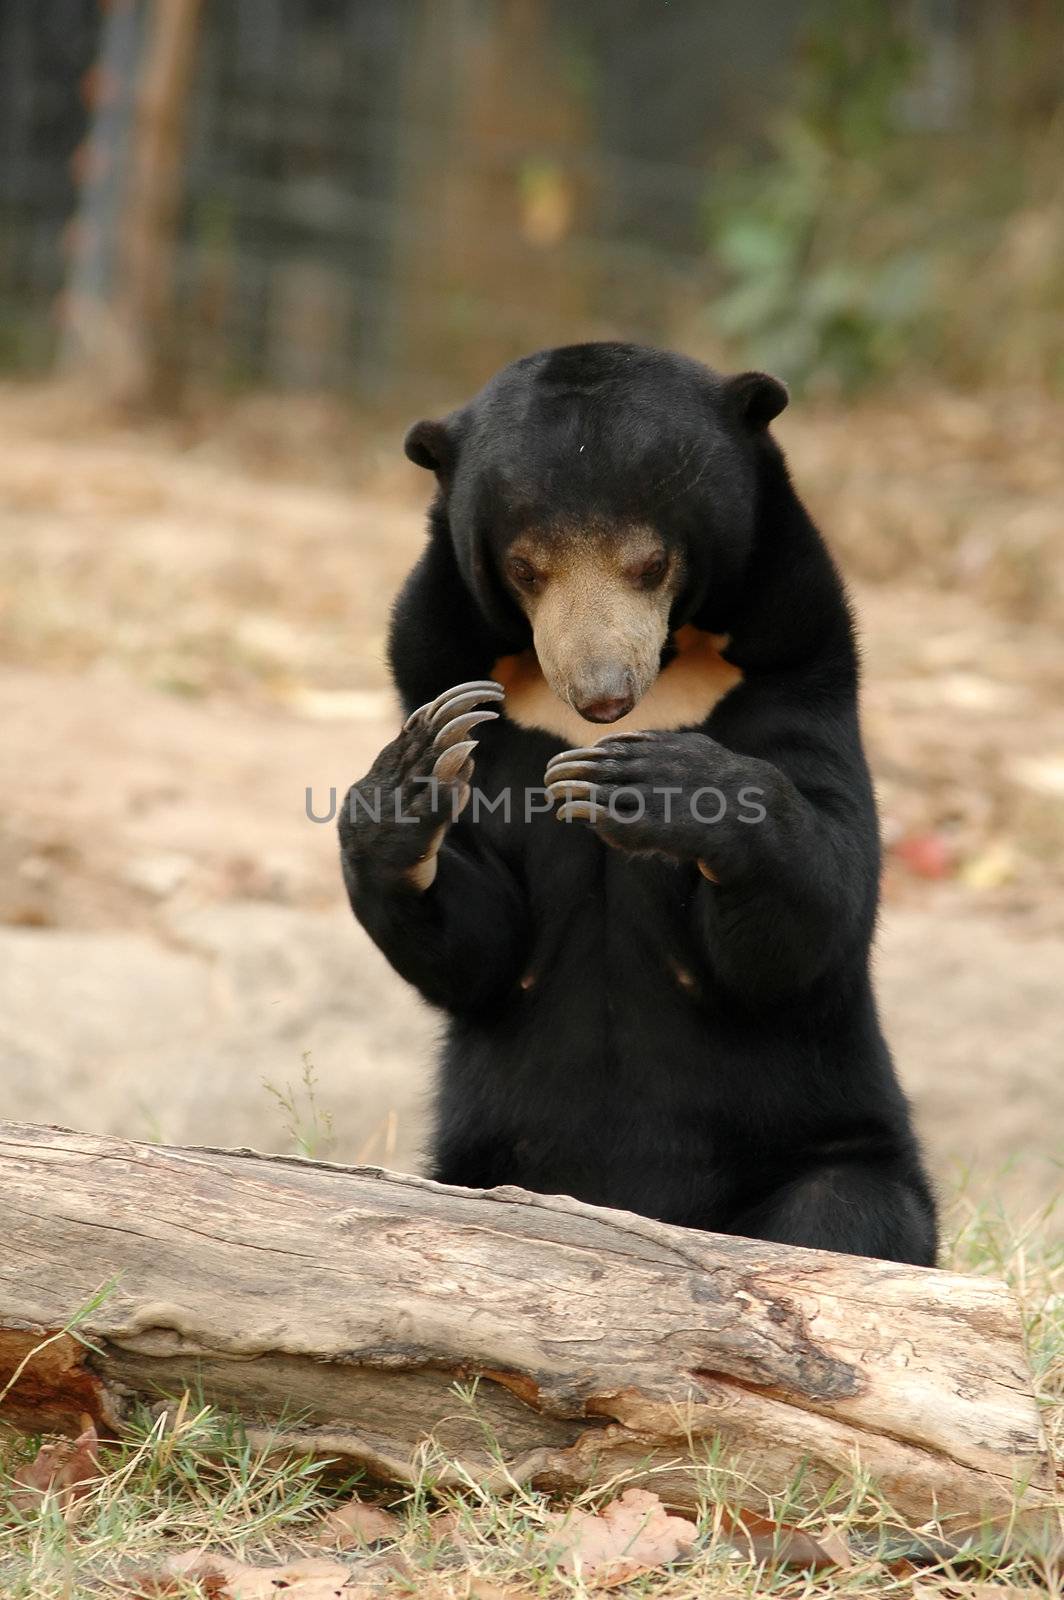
[
  {"xmin": 404, "ymin": 419, "xmax": 454, "ymax": 475},
  {"xmin": 725, "ymin": 371, "xmax": 789, "ymax": 430}
]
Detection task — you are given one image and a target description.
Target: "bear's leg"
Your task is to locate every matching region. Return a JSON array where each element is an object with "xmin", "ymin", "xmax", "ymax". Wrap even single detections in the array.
[{"xmin": 728, "ymin": 1163, "xmax": 937, "ymax": 1267}]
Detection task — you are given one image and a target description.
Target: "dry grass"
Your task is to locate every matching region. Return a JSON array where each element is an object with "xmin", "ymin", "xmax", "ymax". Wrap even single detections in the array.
[{"xmin": 1, "ymin": 1193, "xmax": 1060, "ymax": 1598}]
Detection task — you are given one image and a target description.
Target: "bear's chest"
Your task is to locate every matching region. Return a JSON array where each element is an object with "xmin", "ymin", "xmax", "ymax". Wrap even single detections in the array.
[
  {"xmin": 465, "ymin": 730, "xmax": 699, "ymax": 985},
  {"xmin": 490, "ymin": 624, "xmax": 742, "ymax": 744}
]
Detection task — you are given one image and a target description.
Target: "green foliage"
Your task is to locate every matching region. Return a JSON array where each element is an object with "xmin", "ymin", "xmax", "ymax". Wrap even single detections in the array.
[
  {"xmin": 706, "ymin": 2, "xmax": 934, "ymax": 392},
  {"xmin": 704, "ymin": 0, "xmax": 1064, "ymax": 394}
]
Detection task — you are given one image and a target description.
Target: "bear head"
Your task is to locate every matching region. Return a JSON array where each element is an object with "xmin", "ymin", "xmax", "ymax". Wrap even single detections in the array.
[{"xmin": 404, "ymin": 343, "xmax": 787, "ymax": 723}]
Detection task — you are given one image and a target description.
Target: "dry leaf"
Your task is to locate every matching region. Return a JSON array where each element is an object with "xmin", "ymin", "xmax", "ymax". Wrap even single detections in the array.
[
  {"xmin": 428, "ymin": 1505, "xmax": 463, "ymax": 1545},
  {"xmin": 161, "ymin": 1549, "xmax": 364, "ymax": 1598},
  {"xmin": 809, "ymin": 1529, "xmax": 851, "ymax": 1568},
  {"xmin": 356, "ymin": 1546, "xmax": 419, "ymax": 1586},
  {"xmin": 722, "ymin": 1509, "xmax": 852, "ymax": 1570},
  {"xmin": 9, "ymin": 1418, "xmax": 100, "ymax": 1520},
  {"xmin": 912, "ymin": 1587, "xmax": 1043, "ymax": 1599},
  {"xmin": 125, "ymin": 1575, "xmax": 226, "ymax": 1598},
  {"xmin": 316, "ymin": 1492, "xmax": 401, "ymax": 1548},
  {"xmin": 813, "ymin": 1527, "xmax": 855, "ymax": 1568},
  {"xmin": 884, "ymin": 1557, "xmax": 922, "ymax": 1578},
  {"xmin": 546, "ymin": 1488, "xmax": 697, "ymax": 1587}
]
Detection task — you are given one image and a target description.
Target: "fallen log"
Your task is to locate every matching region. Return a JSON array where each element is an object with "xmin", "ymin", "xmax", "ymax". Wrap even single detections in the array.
[{"xmin": 0, "ymin": 1121, "xmax": 1054, "ymax": 1525}]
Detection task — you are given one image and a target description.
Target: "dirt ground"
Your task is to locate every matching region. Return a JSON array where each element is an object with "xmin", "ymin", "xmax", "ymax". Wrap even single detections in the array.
[{"xmin": 0, "ymin": 381, "xmax": 1060, "ymax": 1223}]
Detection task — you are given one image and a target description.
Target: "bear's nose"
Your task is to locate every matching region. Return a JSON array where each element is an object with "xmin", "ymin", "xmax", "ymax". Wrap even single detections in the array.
[{"xmin": 577, "ymin": 693, "xmax": 634, "ymax": 723}]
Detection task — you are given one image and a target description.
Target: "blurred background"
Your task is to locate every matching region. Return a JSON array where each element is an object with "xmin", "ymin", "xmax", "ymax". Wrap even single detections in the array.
[{"xmin": 0, "ymin": 0, "xmax": 1061, "ymax": 1219}]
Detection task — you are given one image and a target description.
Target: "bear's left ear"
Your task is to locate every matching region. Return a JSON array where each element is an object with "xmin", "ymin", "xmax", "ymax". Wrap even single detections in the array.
[
  {"xmin": 725, "ymin": 371, "xmax": 789, "ymax": 430},
  {"xmin": 404, "ymin": 418, "xmax": 454, "ymax": 475}
]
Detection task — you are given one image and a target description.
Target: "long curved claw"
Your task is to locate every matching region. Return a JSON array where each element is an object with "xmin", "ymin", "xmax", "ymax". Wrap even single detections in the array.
[
  {"xmin": 545, "ymin": 745, "xmax": 603, "ymax": 774},
  {"xmin": 432, "ymin": 707, "xmax": 499, "ymax": 749},
  {"xmin": 543, "ymin": 756, "xmax": 600, "ymax": 783},
  {"xmin": 404, "ymin": 680, "xmax": 504, "ymax": 731},
  {"xmin": 428, "ymin": 689, "xmax": 504, "ymax": 731},
  {"xmin": 545, "ymin": 778, "xmax": 599, "ymax": 804},
  {"xmin": 556, "ymin": 799, "xmax": 608, "ymax": 824},
  {"xmin": 432, "ymin": 739, "xmax": 478, "ymax": 783},
  {"xmin": 547, "ymin": 774, "xmax": 605, "ymax": 825}
]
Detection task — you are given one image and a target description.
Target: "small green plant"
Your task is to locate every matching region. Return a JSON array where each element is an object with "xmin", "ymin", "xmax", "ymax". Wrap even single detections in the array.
[{"xmin": 261, "ymin": 1051, "xmax": 335, "ymax": 1159}]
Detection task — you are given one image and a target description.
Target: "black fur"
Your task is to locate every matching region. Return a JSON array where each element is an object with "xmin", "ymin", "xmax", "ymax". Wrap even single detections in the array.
[{"xmin": 339, "ymin": 342, "xmax": 937, "ymax": 1266}]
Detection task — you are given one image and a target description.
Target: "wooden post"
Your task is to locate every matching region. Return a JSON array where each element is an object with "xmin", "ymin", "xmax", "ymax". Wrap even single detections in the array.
[
  {"xmin": 0, "ymin": 1122, "xmax": 1054, "ymax": 1526},
  {"xmin": 63, "ymin": 0, "xmax": 203, "ymax": 408}
]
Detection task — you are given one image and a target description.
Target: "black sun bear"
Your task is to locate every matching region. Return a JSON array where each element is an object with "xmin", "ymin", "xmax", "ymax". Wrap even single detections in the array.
[{"xmin": 339, "ymin": 342, "xmax": 937, "ymax": 1266}]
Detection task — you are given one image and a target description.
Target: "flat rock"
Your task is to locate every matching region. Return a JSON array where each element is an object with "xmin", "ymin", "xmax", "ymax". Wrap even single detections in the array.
[{"xmin": 0, "ymin": 899, "xmax": 1059, "ymax": 1215}]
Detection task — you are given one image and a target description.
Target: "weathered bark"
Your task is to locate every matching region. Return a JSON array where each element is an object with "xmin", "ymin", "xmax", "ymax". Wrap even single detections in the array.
[{"xmin": 0, "ymin": 1122, "xmax": 1053, "ymax": 1525}]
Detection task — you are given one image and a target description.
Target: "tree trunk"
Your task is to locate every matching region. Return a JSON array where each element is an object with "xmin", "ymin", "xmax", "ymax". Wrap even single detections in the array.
[
  {"xmin": 0, "ymin": 1122, "xmax": 1053, "ymax": 1526},
  {"xmin": 119, "ymin": 0, "xmax": 202, "ymax": 408},
  {"xmin": 63, "ymin": 0, "xmax": 202, "ymax": 408}
]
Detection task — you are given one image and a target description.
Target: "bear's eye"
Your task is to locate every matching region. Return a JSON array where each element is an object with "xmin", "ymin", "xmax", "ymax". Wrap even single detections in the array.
[
  {"xmin": 508, "ymin": 556, "xmax": 541, "ymax": 591},
  {"xmin": 633, "ymin": 552, "xmax": 668, "ymax": 589}
]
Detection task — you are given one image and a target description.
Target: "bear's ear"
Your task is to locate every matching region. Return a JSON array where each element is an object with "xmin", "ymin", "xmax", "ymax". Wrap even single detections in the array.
[
  {"xmin": 404, "ymin": 418, "xmax": 454, "ymax": 474},
  {"xmin": 725, "ymin": 371, "xmax": 789, "ymax": 430}
]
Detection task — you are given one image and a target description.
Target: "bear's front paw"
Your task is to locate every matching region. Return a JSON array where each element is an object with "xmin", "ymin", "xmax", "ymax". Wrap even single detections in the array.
[
  {"xmin": 544, "ymin": 730, "xmax": 766, "ymax": 870},
  {"xmin": 340, "ymin": 679, "xmax": 503, "ymax": 889}
]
